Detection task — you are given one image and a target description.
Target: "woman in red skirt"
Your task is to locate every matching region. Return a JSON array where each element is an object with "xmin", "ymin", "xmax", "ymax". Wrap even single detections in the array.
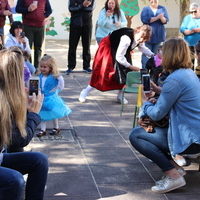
[{"xmin": 79, "ymin": 25, "xmax": 154, "ymax": 104}]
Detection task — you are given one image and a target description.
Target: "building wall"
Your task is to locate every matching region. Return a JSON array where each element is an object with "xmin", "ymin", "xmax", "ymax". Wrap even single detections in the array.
[
  {"xmin": 7, "ymin": 0, "xmax": 199, "ymax": 40},
  {"xmin": 46, "ymin": 0, "xmax": 181, "ymax": 40}
]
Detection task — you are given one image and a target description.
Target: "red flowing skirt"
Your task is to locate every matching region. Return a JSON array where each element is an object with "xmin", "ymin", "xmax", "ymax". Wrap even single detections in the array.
[{"xmin": 90, "ymin": 36, "xmax": 124, "ymax": 91}]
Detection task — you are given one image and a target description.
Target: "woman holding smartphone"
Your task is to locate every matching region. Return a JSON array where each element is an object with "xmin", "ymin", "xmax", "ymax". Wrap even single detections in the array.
[
  {"xmin": 0, "ymin": 47, "xmax": 48, "ymax": 200},
  {"xmin": 95, "ymin": 0, "xmax": 127, "ymax": 44},
  {"xmin": 129, "ymin": 38, "xmax": 200, "ymax": 194},
  {"xmin": 5, "ymin": 21, "xmax": 31, "ymax": 54}
]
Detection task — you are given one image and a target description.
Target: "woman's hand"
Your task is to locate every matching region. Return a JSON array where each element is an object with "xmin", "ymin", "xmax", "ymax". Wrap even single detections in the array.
[
  {"xmin": 129, "ymin": 65, "xmax": 140, "ymax": 71},
  {"xmin": 28, "ymin": 2, "xmax": 37, "ymax": 12},
  {"xmin": 150, "ymin": 81, "xmax": 162, "ymax": 94},
  {"xmin": 27, "ymin": 91, "xmax": 44, "ymax": 114},
  {"xmin": 19, "ymin": 37, "xmax": 26, "ymax": 45},
  {"xmin": 83, "ymin": 0, "xmax": 91, "ymax": 7},
  {"xmin": 115, "ymin": 21, "xmax": 121, "ymax": 28}
]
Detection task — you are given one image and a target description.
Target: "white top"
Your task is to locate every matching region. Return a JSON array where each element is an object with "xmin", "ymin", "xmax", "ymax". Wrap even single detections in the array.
[
  {"xmin": 5, "ymin": 33, "xmax": 32, "ymax": 54},
  {"xmin": 116, "ymin": 35, "xmax": 154, "ymax": 68}
]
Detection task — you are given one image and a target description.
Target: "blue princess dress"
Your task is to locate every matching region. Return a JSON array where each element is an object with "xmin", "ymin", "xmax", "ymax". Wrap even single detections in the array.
[{"xmin": 38, "ymin": 74, "xmax": 72, "ymax": 122}]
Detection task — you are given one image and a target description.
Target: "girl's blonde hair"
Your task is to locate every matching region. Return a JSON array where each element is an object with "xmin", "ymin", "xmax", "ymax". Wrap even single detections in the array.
[
  {"xmin": 0, "ymin": 47, "xmax": 27, "ymax": 149},
  {"xmin": 39, "ymin": 54, "xmax": 60, "ymax": 78},
  {"xmin": 162, "ymin": 38, "xmax": 193, "ymax": 71}
]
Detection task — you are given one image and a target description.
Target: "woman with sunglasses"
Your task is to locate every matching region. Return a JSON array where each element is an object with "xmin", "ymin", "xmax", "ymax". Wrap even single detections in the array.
[
  {"xmin": 95, "ymin": 0, "xmax": 127, "ymax": 45},
  {"xmin": 180, "ymin": 3, "xmax": 200, "ymax": 70}
]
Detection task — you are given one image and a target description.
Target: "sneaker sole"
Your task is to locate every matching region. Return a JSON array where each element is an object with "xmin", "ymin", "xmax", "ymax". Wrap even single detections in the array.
[
  {"xmin": 79, "ymin": 98, "xmax": 86, "ymax": 103},
  {"xmin": 152, "ymin": 178, "xmax": 186, "ymax": 194},
  {"xmin": 82, "ymin": 70, "xmax": 92, "ymax": 74}
]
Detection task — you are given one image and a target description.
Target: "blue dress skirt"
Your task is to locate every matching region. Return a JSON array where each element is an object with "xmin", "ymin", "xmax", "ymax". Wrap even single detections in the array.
[{"xmin": 39, "ymin": 92, "xmax": 72, "ymax": 122}]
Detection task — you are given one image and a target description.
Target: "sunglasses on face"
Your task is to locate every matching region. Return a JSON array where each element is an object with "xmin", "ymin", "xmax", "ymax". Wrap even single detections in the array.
[
  {"xmin": 112, "ymin": 15, "xmax": 115, "ymax": 24},
  {"xmin": 189, "ymin": 10, "xmax": 197, "ymax": 14}
]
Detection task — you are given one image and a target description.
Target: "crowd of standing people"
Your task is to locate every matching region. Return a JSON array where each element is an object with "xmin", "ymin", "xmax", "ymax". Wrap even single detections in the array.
[{"xmin": 1, "ymin": 0, "xmax": 200, "ymax": 199}]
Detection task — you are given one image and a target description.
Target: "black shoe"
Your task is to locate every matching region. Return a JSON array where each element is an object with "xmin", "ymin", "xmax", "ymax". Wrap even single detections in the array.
[
  {"xmin": 82, "ymin": 68, "xmax": 92, "ymax": 74},
  {"xmin": 66, "ymin": 69, "xmax": 72, "ymax": 75}
]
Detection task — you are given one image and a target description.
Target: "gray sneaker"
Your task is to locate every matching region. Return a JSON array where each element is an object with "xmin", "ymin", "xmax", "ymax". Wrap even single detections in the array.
[
  {"xmin": 155, "ymin": 168, "xmax": 186, "ymax": 185},
  {"xmin": 152, "ymin": 176, "xmax": 186, "ymax": 193}
]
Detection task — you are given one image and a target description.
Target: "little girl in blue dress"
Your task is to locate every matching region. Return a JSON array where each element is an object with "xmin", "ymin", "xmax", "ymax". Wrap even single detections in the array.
[{"xmin": 36, "ymin": 54, "xmax": 72, "ymax": 137}]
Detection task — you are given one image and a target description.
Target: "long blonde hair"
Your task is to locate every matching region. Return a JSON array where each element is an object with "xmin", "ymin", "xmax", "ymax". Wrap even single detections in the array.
[
  {"xmin": 39, "ymin": 54, "xmax": 60, "ymax": 78},
  {"xmin": 0, "ymin": 47, "xmax": 27, "ymax": 149}
]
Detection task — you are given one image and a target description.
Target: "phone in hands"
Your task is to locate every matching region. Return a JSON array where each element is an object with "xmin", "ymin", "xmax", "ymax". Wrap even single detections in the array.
[
  {"xmin": 33, "ymin": 1, "xmax": 38, "ymax": 5},
  {"xmin": 142, "ymin": 74, "xmax": 150, "ymax": 93},
  {"xmin": 20, "ymin": 32, "xmax": 25, "ymax": 38},
  {"xmin": 28, "ymin": 77, "xmax": 40, "ymax": 97}
]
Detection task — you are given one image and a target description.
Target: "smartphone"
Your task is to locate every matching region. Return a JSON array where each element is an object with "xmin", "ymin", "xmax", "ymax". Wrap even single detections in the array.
[
  {"xmin": 140, "ymin": 68, "xmax": 148, "ymax": 80},
  {"xmin": 20, "ymin": 32, "xmax": 25, "ymax": 38},
  {"xmin": 28, "ymin": 77, "xmax": 40, "ymax": 97},
  {"xmin": 142, "ymin": 74, "xmax": 150, "ymax": 93},
  {"xmin": 33, "ymin": 1, "xmax": 38, "ymax": 5}
]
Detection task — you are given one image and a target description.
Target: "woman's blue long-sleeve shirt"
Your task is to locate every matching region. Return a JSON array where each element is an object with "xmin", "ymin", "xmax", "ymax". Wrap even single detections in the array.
[
  {"xmin": 142, "ymin": 68, "xmax": 200, "ymax": 156},
  {"xmin": 96, "ymin": 8, "xmax": 127, "ymax": 39},
  {"xmin": 140, "ymin": 5, "xmax": 169, "ymax": 43},
  {"xmin": 180, "ymin": 14, "xmax": 200, "ymax": 46}
]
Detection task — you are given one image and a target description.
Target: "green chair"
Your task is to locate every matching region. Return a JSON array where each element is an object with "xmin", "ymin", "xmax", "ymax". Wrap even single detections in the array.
[{"xmin": 120, "ymin": 71, "xmax": 141, "ymax": 116}]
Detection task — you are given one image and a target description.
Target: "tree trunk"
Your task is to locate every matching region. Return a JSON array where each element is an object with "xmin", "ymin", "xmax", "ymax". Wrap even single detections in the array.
[
  {"xmin": 180, "ymin": 0, "xmax": 190, "ymax": 25},
  {"xmin": 125, "ymin": 16, "xmax": 134, "ymax": 28}
]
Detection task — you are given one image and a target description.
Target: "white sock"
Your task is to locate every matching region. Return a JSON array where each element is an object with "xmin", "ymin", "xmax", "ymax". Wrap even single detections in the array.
[
  {"xmin": 117, "ymin": 90, "xmax": 122, "ymax": 98},
  {"xmin": 84, "ymin": 85, "xmax": 95, "ymax": 95},
  {"xmin": 52, "ymin": 119, "xmax": 59, "ymax": 129},
  {"xmin": 40, "ymin": 122, "xmax": 46, "ymax": 131}
]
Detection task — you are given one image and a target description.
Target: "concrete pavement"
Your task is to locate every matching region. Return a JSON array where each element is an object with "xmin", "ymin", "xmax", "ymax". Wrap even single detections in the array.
[{"xmin": 27, "ymin": 39, "xmax": 200, "ymax": 200}]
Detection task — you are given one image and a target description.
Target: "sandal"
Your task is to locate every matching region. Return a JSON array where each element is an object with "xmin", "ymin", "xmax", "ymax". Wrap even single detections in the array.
[
  {"xmin": 50, "ymin": 128, "xmax": 60, "ymax": 135},
  {"xmin": 36, "ymin": 130, "xmax": 46, "ymax": 137}
]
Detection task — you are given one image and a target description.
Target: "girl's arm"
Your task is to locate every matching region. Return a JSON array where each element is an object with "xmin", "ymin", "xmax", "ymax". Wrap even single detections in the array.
[
  {"xmin": 57, "ymin": 76, "xmax": 64, "ymax": 90},
  {"xmin": 138, "ymin": 42, "xmax": 154, "ymax": 57}
]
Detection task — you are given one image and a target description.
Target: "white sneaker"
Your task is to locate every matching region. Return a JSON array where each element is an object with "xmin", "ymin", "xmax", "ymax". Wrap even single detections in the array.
[
  {"xmin": 79, "ymin": 89, "xmax": 87, "ymax": 103},
  {"xmin": 152, "ymin": 176, "xmax": 186, "ymax": 193},
  {"xmin": 117, "ymin": 95, "xmax": 128, "ymax": 105},
  {"xmin": 155, "ymin": 168, "xmax": 186, "ymax": 185}
]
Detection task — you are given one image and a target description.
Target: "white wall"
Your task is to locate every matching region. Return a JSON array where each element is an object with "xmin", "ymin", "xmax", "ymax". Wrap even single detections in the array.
[{"xmin": 47, "ymin": 0, "xmax": 181, "ymax": 40}]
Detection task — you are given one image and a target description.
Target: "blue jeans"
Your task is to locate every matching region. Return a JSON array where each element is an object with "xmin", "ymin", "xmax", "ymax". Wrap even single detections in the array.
[
  {"xmin": 129, "ymin": 126, "xmax": 175, "ymax": 172},
  {"xmin": 96, "ymin": 37, "xmax": 103, "ymax": 45},
  {"xmin": 0, "ymin": 152, "xmax": 48, "ymax": 200},
  {"xmin": 141, "ymin": 42, "xmax": 161, "ymax": 68},
  {"xmin": 0, "ymin": 27, "xmax": 4, "ymax": 36}
]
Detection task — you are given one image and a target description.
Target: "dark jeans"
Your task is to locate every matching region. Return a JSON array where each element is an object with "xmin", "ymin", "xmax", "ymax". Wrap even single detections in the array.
[
  {"xmin": 129, "ymin": 126, "xmax": 175, "ymax": 172},
  {"xmin": 0, "ymin": 152, "xmax": 48, "ymax": 200},
  {"xmin": 68, "ymin": 23, "xmax": 92, "ymax": 70},
  {"xmin": 24, "ymin": 25, "xmax": 45, "ymax": 69}
]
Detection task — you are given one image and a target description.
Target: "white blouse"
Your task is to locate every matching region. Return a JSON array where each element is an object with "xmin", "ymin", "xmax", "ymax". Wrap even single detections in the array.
[{"xmin": 116, "ymin": 35, "xmax": 154, "ymax": 68}]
